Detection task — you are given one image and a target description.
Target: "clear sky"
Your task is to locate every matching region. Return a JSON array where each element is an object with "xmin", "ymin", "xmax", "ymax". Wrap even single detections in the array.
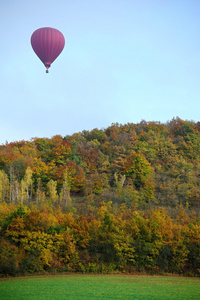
[{"xmin": 1, "ymin": 0, "xmax": 200, "ymax": 144}]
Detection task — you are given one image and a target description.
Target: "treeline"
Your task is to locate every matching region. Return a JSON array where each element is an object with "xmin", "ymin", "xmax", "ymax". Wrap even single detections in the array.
[
  {"xmin": 0, "ymin": 117, "xmax": 200, "ymax": 276},
  {"xmin": 0, "ymin": 117, "xmax": 200, "ymax": 209},
  {"xmin": 0, "ymin": 202, "xmax": 199, "ymax": 276}
]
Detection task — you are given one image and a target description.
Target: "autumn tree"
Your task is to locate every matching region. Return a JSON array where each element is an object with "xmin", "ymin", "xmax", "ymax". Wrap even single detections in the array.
[
  {"xmin": 59, "ymin": 169, "xmax": 71, "ymax": 208},
  {"xmin": 0, "ymin": 170, "xmax": 9, "ymax": 202}
]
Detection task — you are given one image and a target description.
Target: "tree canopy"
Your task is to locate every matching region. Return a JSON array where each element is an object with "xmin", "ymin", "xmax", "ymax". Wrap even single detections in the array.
[{"xmin": 0, "ymin": 117, "xmax": 200, "ymax": 276}]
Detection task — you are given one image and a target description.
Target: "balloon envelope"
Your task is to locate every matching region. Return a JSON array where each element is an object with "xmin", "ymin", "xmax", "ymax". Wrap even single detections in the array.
[{"xmin": 31, "ymin": 27, "xmax": 65, "ymax": 70}]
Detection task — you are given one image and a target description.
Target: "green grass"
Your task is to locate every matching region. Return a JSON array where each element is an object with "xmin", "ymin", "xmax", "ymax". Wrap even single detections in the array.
[{"xmin": 0, "ymin": 274, "xmax": 199, "ymax": 300}]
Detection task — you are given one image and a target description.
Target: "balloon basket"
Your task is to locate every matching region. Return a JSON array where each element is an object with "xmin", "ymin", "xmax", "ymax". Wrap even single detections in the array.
[{"xmin": 46, "ymin": 70, "xmax": 49, "ymax": 73}]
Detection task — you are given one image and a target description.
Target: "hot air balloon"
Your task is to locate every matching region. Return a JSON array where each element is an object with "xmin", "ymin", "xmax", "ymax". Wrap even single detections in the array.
[{"xmin": 31, "ymin": 27, "xmax": 65, "ymax": 73}]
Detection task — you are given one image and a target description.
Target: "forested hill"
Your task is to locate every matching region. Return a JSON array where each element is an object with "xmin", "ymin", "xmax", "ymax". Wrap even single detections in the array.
[
  {"xmin": 0, "ymin": 117, "xmax": 200, "ymax": 210},
  {"xmin": 0, "ymin": 117, "xmax": 200, "ymax": 277}
]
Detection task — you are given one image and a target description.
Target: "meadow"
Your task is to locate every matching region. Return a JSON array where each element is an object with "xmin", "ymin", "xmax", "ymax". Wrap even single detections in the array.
[{"xmin": 0, "ymin": 275, "xmax": 199, "ymax": 300}]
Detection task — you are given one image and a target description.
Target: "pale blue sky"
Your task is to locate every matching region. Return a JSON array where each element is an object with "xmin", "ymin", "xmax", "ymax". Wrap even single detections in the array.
[{"xmin": 1, "ymin": 0, "xmax": 200, "ymax": 144}]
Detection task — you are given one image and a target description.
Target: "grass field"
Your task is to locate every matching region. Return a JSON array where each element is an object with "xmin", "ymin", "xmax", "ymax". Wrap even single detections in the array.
[{"xmin": 0, "ymin": 274, "xmax": 199, "ymax": 300}]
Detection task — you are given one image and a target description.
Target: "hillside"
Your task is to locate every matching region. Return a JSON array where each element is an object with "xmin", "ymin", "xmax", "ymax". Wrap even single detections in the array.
[
  {"xmin": 0, "ymin": 117, "xmax": 200, "ymax": 276},
  {"xmin": 0, "ymin": 117, "xmax": 200, "ymax": 210}
]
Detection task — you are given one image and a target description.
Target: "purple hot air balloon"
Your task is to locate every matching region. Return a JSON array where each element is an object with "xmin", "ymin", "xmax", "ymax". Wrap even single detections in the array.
[{"xmin": 31, "ymin": 27, "xmax": 65, "ymax": 73}]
